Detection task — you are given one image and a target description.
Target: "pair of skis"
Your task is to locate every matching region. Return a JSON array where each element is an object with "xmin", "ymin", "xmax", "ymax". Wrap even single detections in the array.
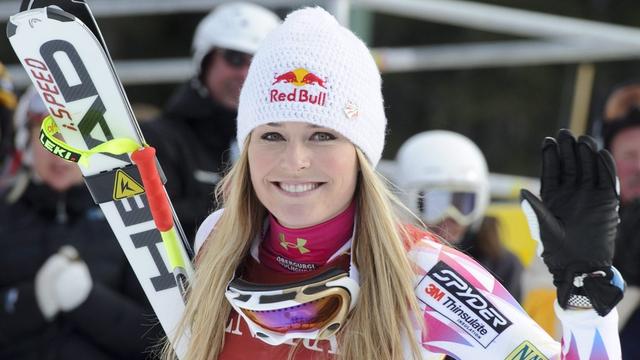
[{"xmin": 7, "ymin": 1, "xmax": 192, "ymax": 357}]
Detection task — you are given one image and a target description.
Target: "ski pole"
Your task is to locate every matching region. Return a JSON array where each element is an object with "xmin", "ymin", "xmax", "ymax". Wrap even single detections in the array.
[
  {"xmin": 131, "ymin": 146, "xmax": 190, "ymax": 301},
  {"xmin": 38, "ymin": 116, "xmax": 192, "ymax": 302}
]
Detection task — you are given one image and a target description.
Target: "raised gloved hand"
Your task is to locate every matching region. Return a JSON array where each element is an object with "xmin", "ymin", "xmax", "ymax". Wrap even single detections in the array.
[
  {"xmin": 35, "ymin": 245, "xmax": 93, "ymax": 320},
  {"xmin": 520, "ymin": 129, "xmax": 624, "ymax": 316}
]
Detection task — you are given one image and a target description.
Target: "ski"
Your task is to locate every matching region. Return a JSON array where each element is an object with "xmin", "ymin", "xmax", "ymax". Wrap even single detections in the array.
[
  {"xmin": 21, "ymin": 0, "xmax": 107, "ymax": 50},
  {"xmin": 7, "ymin": 4, "xmax": 192, "ymax": 358}
]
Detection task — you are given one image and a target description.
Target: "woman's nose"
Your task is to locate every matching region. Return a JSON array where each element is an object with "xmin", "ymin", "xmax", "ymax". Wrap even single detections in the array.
[{"xmin": 281, "ymin": 141, "xmax": 311, "ymax": 171}]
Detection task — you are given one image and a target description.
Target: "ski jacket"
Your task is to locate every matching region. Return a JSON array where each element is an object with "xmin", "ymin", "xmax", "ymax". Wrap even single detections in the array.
[
  {"xmin": 0, "ymin": 182, "xmax": 160, "ymax": 360},
  {"xmin": 141, "ymin": 79, "xmax": 237, "ymax": 241},
  {"xmin": 195, "ymin": 209, "xmax": 621, "ymax": 359}
]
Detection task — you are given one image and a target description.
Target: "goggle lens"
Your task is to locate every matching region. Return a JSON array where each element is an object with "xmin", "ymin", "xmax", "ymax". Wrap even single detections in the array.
[
  {"xmin": 240, "ymin": 295, "xmax": 343, "ymax": 333},
  {"xmin": 452, "ymin": 192, "xmax": 476, "ymax": 215}
]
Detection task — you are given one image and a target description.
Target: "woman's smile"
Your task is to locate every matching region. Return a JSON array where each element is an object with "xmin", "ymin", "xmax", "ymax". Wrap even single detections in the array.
[{"xmin": 275, "ymin": 181, "xmax": 324, "ymax": 195}]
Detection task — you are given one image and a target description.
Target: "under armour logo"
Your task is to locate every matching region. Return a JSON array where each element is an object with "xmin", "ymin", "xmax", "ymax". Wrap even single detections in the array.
[{"xmin": 279, "ymin": 233, "xmax": 310, "ymax": 254}]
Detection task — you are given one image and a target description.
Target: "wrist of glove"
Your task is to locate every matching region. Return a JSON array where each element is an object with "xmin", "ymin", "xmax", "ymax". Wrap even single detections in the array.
[
  {"xmin": 552, "ymin": 265, "xmax": 624, "ymax": 316},
  {"xmin": 521, "ymin": 130, "xmax": 625, "ymax": 317},
  {"xmin": 35, "ymin": 246, "xmax": 93, "ymax": 320}
]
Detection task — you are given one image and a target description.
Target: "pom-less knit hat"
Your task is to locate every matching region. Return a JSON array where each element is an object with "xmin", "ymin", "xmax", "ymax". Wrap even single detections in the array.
[{"xmin": 237, "ymin": 7, "xmax": 386, "ymax": 166}]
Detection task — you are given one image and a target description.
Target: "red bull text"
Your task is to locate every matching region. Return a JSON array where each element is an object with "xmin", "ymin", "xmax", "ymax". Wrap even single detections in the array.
[{"xmin": 270, "ymin": 68, "xmax": 327, "ymax": 106}]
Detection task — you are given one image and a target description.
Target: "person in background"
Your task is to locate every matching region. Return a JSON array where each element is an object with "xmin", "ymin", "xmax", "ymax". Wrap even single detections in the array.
[
  {"xmin": 143, "ymin": 2, "xmax": 281, "ymax": 240},
  {"xmin": 0, "ymin": 88, "xmax": 160, "ymax": 360},
  {"xmin": 596, "ymin": 82, "xmax": 640, "ymax": 358},
  {"xmin": 0, "ymin": 62, "xmax": 18, "ymax": 189},
  {"xmin": 396, "ymin": 130, "xmax": 523, "ymax": 300}
]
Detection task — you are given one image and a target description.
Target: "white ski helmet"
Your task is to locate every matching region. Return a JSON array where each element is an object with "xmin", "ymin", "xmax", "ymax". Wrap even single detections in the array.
[
  {"xmin": 396, "ymin": 130, "xmax": 490, "ymax": 226},
  {"xmin": 192, "ymin": 2, "xmax": 281, "ymax": 76}
]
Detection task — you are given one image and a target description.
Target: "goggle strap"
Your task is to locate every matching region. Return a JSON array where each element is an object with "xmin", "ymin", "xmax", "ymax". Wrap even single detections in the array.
[{"xmin": 229, "ymin": 267, "xmax": 345, "ymax": 292}]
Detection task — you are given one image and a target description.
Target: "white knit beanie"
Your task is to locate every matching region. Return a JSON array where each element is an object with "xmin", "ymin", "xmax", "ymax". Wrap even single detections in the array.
[{"xmin": 237, "ymin": 7, "xmax": 386, "ymax": 166}]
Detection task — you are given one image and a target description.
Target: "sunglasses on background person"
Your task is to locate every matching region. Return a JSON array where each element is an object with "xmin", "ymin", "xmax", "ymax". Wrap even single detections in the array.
[{"xmin": 220, "ymin": 49, "xmax": 253, "ymax": 68}]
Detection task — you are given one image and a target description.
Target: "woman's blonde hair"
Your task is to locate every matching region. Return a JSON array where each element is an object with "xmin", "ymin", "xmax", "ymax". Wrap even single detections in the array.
[{"xmin": 162, "ymin": 140, "xmax": 423, "ymax": 360}]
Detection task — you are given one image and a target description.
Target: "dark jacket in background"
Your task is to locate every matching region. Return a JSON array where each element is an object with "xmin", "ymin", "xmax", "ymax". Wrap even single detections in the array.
[
  {"xmin": 0, "ymin": 182, "xmax": 161, "ymax": 360},
  {"xmin": 142, "ymin": 79, "xmax": 237, "ymax": 242},
  {"xmin": 457, "ymin": 216, "xmax": 524, "ymax": 302},
  {"xmin": 614, "ymin": 200, "xmax": 640, "ymax": 286},
  {"xmin": 613, "ymin": 199, "xmax": 640, "ymax": 359}
]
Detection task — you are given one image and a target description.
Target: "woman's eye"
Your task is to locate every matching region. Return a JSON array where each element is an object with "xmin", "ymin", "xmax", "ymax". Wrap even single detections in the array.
[
  {"xmin": 261, "ymin": 132, "xmax": 284, "ymax": 141},
  {"xmin": 311, "ymin": 132, "xmax": 336, "ymax": 141}
]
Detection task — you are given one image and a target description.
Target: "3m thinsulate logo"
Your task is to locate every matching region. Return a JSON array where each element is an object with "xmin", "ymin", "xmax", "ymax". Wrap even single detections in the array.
[
  {"xmin": 416, "ymin": 261, "xmax": 512, "ymax": 348},
  {"xmin": 270, "ymin": 68, "xmax": 327, "ymax": 106},
  {"xmin": 425, "ymin": 283, "xmax": 445, "ymax": 301}
]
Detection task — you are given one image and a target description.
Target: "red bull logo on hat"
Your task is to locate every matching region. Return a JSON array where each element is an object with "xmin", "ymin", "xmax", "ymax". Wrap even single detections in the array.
[{"xmin": 270, "ymin": 68, "xmax": 327, "ymax": 106}]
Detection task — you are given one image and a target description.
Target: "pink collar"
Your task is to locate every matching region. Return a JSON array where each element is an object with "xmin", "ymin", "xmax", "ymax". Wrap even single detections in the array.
[{"xmin": 258, "ymin": 201, "xmax": 356, "ymax": 273}]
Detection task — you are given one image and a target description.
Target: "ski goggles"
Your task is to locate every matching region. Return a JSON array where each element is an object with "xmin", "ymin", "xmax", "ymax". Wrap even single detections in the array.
[
  {"xmin": 225, "ymin": 267, "xmax": 359, "ymax": 345},
  {"xmin": 413, "ymin": 189, "xmax": 478, "ymax": 226}
]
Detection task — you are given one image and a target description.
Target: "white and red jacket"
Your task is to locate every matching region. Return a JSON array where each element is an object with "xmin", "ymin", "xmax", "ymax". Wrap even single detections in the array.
[{"xmin": 195, "ymin": 210, "xmax": 620, "ymax": 359}]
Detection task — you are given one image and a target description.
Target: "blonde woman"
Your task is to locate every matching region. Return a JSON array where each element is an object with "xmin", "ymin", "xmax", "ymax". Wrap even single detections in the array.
[{"xmin": 164, "ymin": 7, "xmax": 623, "ymax": 360}]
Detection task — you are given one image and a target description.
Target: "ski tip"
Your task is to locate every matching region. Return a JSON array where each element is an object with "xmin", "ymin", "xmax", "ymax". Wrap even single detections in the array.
[
  {"xmin": 6, "ymin": 20, "xmax": 17, "ymax": 38},
  {"xmin": 46, "ymin": 6, "xmax": 75, "ymax": 22},
  {"xmin": 6, "ymin": 6, "xmax": 75, "ymax": 39}
]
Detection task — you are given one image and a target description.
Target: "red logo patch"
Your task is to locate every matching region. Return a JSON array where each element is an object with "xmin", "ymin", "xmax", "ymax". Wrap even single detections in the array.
[
  {"xmin": 270, "ymin": 68, "xmax": 327, "ymax": 106},
  {"xmin": 426, "ymin": 283, "xmax": 445, "ymax": 302}
]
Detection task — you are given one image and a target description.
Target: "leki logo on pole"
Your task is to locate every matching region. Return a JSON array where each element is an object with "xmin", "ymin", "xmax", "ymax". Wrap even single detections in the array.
[
  {"xmin": 279, "ymin": 233, "xmax": 310, "ymax": 254},
  {"xmin": 39, "ymin": 116, "xmax": 139, "ymax": 168},
  {"xmin": 113, "ymin": 169, "xmax": 145, "ymax": 200},
  {"xmin": 270, "ymin": 68, "xmax": 328, "ymax": 106}
]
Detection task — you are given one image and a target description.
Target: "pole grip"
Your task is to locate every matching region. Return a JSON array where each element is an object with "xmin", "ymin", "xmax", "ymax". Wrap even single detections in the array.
[{"xmin": 131, "ymin": 146, "xmax": 173, "ymax": 232}]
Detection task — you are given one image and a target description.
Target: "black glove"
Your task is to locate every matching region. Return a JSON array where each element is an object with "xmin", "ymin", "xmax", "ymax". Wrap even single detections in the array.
[{"xmin": 520, "ymin": 129, "xmax": 624, "ymax": 316}]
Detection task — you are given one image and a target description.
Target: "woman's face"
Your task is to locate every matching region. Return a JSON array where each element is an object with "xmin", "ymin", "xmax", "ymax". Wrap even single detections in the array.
[{"xmin": 248, "ymin": 122, "xmax": 358, "ymax": 228}]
